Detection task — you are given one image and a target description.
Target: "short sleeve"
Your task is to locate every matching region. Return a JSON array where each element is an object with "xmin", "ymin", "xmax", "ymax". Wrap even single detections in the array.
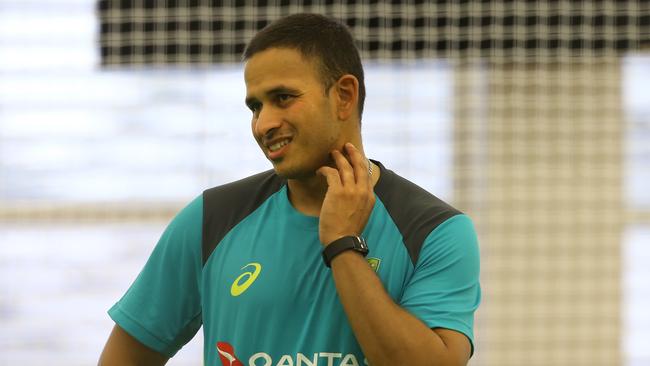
[
  {"xmin": 108, "ymin": 195, "xmax": 204, "ymax": 357},
  {"xmin": 399, "ymin": 214, "xmax": 481, "ymax": 352}
]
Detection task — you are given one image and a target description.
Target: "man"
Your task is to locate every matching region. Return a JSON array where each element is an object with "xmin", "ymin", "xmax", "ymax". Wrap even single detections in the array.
[{"xmin": 99, "ymin": 13, "xmax": 480, "ymax": 366}]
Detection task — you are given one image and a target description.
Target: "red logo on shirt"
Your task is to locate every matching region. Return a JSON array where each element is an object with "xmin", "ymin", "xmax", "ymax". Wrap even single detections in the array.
[{"xmin": 217, "ymin": 342, "xmax": 244, "ymax": 366}]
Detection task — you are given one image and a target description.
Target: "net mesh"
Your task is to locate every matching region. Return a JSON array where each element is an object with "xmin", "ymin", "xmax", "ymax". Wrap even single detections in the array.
[
  {"xmin": 455, "ymin": 59, "xmax": 625, "ymax": 365},
  {"xmin": 99, "ymin": 0, "xmax": 648, "ymax": 64}
]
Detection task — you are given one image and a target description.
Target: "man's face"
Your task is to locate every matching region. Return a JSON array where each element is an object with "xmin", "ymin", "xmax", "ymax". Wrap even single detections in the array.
[{"xmin": 244, "ymin": 47, "xmax": 342, "ymax": 179}]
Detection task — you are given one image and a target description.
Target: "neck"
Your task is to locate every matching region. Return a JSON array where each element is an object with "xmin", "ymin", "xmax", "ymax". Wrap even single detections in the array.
[
  {"xmin": 286, "ymin": 158, "xmax": 379, "ymax": 217},
  {"xmin": 286, "ymin": 174, "xmax": 330, "ymax": 217}
]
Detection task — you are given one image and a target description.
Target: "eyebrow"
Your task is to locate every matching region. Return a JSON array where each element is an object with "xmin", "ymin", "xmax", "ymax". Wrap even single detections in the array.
[{"xmin": 245, "ymin": 86, "xmax": 300, "ymax": 108}]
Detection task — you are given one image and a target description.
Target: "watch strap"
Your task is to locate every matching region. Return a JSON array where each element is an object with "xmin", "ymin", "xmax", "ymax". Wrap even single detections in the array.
[{"xmin": 322, "ymin": 236, "xmax": 369, "ymax": 267}]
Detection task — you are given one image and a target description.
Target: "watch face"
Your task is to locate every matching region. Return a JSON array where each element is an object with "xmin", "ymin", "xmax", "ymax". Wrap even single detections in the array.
[
  {"xmin": 354, "ymin": 237, "xmax": 369, "ymax": 254},
  {"xmin": 358, "ymin": 239, "xmax": 367, "ymax": 250}
]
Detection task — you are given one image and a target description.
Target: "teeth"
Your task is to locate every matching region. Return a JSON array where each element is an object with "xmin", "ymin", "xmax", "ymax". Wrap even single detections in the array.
[{"xmin": 269, "ymin": 139, "xmax": 290, "ymax": 152}]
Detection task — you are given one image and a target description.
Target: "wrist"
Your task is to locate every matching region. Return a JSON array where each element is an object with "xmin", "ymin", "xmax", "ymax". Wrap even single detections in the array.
[
  {"xmin": 321, "ymin": 233, "xmax": 351, "ymax": 247},
  {"xmin": 322, "ymin": 236, "xmax": 369, "ymax": 267}
]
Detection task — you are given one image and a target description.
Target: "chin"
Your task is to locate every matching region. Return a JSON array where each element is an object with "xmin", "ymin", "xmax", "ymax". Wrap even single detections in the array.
[{"xmin": 271, "ymin": 161, "xmax": 316, "ymax": 180}]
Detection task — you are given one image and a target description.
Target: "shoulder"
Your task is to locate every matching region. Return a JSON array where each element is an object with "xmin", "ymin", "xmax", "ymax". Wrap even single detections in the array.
[
  {"xmin": 420, "ymin": 214, "xmax": 480, "ymax": 271},
  {"xmin": 170, "ymin": 194, "xmax": 203, "ymax": 227},
  {"xmin": 202, "ymin": 170, "xmax": 286, "ymax": 264},
  {"xmin": 156, "ymin": 194, "xmax": 203, "ymax": 249},
  {"xmin": 203, "ymin": 169, "xmax": 284, "ymax": 202},
  {"xmin": 203, "ymin": 169, "xmax": 285, "ymax": 217},
  {"xmin": 373, "ymin": 161, "xmax": 462, "ymax": 265}
]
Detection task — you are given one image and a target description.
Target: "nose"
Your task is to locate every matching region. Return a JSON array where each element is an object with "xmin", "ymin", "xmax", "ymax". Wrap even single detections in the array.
[{"xmin": 253, "ymin": 106, "xmax": 282, "ymax": 138}]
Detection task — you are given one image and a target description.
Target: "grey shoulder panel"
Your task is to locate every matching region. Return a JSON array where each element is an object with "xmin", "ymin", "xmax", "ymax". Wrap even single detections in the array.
[
  {"xmin": 373, "ymin": 161, "xmax": 461, "ymax": 266},
  {"xmin": 202, "ymin": 170, "xmax": 285, "ymax": 265}
]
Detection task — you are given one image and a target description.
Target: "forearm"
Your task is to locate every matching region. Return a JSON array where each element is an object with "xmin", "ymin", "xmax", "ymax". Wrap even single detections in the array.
[{"xmin": 330, "ymin": 251, "xmax": 462, "ymax": 366}]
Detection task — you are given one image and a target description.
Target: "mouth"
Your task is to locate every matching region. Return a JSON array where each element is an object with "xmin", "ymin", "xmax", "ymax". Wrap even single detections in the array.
[
  {"xmin": 268, "ymin": 138, "xmax": 291, "ymax": 152},
  {"xmin": 265, "ymin": 138, "xmax": 292, "ymax": 160}
]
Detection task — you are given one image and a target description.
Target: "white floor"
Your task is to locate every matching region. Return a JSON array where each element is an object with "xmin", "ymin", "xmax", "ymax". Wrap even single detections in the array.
[
  {"xmin": 0, "ymin": 223, "xmax": 204, "ymax": 366},
  {"xmin": 623, "ymin": 225, "xmax": 650, "ymax": 366}
]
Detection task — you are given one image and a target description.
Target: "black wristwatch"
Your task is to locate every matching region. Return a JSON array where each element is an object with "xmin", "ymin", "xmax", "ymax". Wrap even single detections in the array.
[{"xmin": 322, "ymin": 236, "xmax": 369, "ymax": 267}]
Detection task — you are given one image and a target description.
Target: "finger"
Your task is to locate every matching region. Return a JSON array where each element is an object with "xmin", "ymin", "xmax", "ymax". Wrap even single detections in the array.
[
  {"xmin": 344, "ymin": 143, "xmax": 369, "ymax": 186},
  {"xmin": 331, "ymin": 149, "xmax": 355, "ymax": 186},
  {"xmin": 317, "ymin": 166, "xmax": 342, "ymax": 188}
]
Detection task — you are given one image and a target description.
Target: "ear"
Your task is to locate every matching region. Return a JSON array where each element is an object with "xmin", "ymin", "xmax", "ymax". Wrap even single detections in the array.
[{"xmin": 333, "ymin": 74, "xmax": 359, "ymax": 121}]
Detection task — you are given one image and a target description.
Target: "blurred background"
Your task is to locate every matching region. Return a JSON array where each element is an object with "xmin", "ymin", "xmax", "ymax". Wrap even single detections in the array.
[{"xmin": 0, "ymin": 1, "xmax": 648, "ymax": 365}]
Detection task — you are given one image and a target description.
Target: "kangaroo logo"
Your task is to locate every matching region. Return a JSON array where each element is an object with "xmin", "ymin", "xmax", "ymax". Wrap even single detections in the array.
[{"xmin": 217, "ymin": 342, "xmax": 244, "ymax": 366}]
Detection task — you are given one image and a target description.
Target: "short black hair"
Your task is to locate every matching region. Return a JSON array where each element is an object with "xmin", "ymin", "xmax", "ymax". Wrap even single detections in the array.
[{"xmin": 243, "ymin": 13, "xmax": 366, "ymax": 120}]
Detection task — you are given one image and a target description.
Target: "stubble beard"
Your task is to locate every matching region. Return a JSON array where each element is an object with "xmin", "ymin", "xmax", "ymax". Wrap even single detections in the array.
[
  {"xmin": 271, "ymin": 146, "xmax": 334, "ymax": 181},
  {"xmin": 267, "ymin": 126, "xmax": 339, "ymax": 181},
  {"xmin": 271, "ymin": 157, "xmax": 321, "ymax": 180}
]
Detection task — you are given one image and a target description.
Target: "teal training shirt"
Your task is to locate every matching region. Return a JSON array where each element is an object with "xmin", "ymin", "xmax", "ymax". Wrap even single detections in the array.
[{"xmin": 108, "ymin": 161, "xmax": 481, "ymax": 366}]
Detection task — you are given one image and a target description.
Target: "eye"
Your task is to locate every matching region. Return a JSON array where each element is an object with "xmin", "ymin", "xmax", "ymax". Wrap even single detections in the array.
[
  {"xmin": 276, "ymin": 94, "xmax": 294, "ymax": 105},
  {"xmin": 248, "ymin": 102, "xmax": 262, "ymax": 114}
]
